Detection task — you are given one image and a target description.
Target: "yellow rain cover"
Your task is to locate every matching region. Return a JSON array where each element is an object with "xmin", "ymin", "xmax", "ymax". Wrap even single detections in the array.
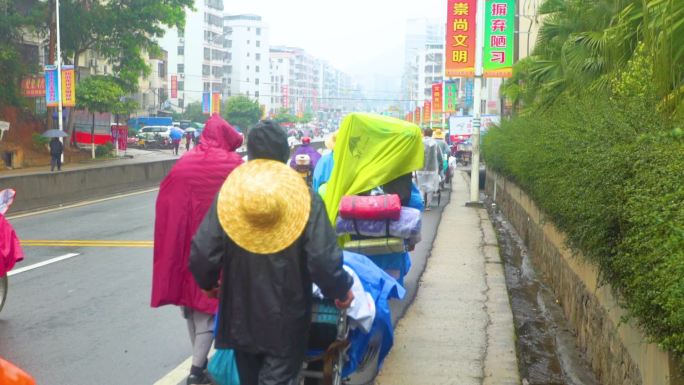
[{"xmin": 323, "ymin": 113, "xmax": 424, "ymax": 225}]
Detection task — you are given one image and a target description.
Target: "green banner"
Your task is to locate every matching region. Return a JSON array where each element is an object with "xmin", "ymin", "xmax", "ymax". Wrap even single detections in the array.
[
  {"xmin": 484, "ymin": 0, "xmax": 515, "ymax": 78},
  {"xmin": 445, "ymin": 82, "xmax": 458, "ymax": 112}
]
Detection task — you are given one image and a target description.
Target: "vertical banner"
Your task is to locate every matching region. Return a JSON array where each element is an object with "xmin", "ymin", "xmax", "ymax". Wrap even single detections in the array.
[
  {"xmin": 202, "ymin": 92, "xmax": 211, "ymax": 114},
  {"xmin": 211, "ymin": 92, "xmax": 221, "ymax": 114},
  {"xmin": 61, "ymin": 65, "xmax": 76, "ymax": 107},
  {"xmin": 445, "ymin": 82, "xmax": 459, "ymax": 112},
  {"xmin": 282, "ymin": 85, "xmax": 289, "ymax": 109},
  {"xmin": 431, "ymin": 83, "xmax": 443, "ymax": 120},
  {"xmin": 408, "ymin": 112, "xmax": 413, "ymax": 123},
  {"xmin": 170, "ymin": 75, "xmax": 178, "ymax": 99},
  {"xmin": 45, "ymin": 65, "xmax": 59, "ymax": 107},
  {"xmin": 465, "ymin": 79, "xmax": 474, "ymax": 108},
  {"xmin": 414, "ymin": 107, "xmax": 421, "ymax": 125},
  {"xmin": 484, "ymin": 0, "xmax": 515, "ymax": 78},
  {"xmin": 446, "ymin": 0, "xmax": 477, "ymax": 78},
  {"xmin": 423, "ymin": 101, "xmax": 432, "ymax": 123}
]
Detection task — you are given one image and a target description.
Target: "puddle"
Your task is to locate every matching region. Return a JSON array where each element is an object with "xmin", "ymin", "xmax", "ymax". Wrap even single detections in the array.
[{"xmin": 486, "ymin": 199, "xmax": 600, "ymax": 385}]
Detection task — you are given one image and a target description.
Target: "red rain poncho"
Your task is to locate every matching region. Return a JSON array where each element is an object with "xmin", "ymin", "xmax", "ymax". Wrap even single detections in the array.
[
  {"xmin": 151, "ymin": 114, "xmax": 244, "ymax": 314},
  {"xmin": 0, "ymin": 215, "xmax": 23, "ymax": 276}
]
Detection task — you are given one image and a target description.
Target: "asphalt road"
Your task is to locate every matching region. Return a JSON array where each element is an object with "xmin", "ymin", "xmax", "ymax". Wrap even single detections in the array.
[{"xmin": 0, "ymin": 186, "xmax": 449, "ymax": 385}]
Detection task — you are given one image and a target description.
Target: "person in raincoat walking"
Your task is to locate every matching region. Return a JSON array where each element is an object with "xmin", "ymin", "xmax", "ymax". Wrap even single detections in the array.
[
  {"xmin": 415, "ymin": 128, "xmax": 443, "ymax": 210},
  {"xmin": 151, "ymin": 114, "xmax": 244, "ymax": 385},
  {"xmin": 49, "ymin": 137, "xmax": 63, "ymax": 172},
  {"xmin": 190, "ymin": 120, "xmax": 354, "ymax": 385}
]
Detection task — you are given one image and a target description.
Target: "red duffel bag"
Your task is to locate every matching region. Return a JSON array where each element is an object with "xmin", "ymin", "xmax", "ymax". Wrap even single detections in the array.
[{"xmin": 339, "ymin": 194, "xmax": 402, "ymax": 221}]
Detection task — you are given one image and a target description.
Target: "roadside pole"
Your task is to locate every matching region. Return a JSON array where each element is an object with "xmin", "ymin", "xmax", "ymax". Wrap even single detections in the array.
[
  {"xmin": 468, "ymin": 0, "xmax": 485, "ymax": 205},
  {"xmin": 55, "ymin": 0, "xmax": 64, "ymax": 163}
]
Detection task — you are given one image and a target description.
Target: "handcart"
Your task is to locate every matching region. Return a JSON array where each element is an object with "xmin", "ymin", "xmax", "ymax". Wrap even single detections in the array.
[{"xmin": 299, "ymin": 298, "xmax": 349, "ymax": 385}]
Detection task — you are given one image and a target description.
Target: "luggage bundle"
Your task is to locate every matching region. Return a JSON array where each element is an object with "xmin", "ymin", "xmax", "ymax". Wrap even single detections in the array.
[{"xmin": 337, "ymin": 194, "xmax": 422, "ymax": 255}]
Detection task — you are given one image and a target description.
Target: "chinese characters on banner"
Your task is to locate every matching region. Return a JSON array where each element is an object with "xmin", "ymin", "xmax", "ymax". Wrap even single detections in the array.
[
  {"xmin": 445, "ymin": 82, "xmax": 459, "ymax": 112},
  {"xmin": 432, "ymin": 83, "xmax": 443, "ymax": 120},
  {"xmin": 282, "ymin": 85, "xmax": 289, "ymax": 109},
  {"xmin": 423, "ymin": 101, "xmax": 432, "ymax": 123},
  {"xmin": 446, "ymin": 0, "xmax": 477, "ymax": 77},
  {"xmin": 414, "ymin": 106, "xmax": 421, "ymax": 124},
  {"xmin": 21, "ymin": 76, "xmax": 46, "ymax": 97},
  {"xmin": 211, "ymin": 92, "xmax": 221, "ymax": 114},
  {"xmin": 202, "ymin": 92, "xmax": 211, "ymax": 114},
  {"xmin": 170, "ymin": 75, "xmax": 178, "ymax": 99},
  {"xmin": 44, "ymin": 66, "xmax": 60, "ymax": 107},
  {"xmin": 465, "ymin": 79, "xmax": 474, "ymax": 107},
  {"xmin": 61, "ymin": 65, "xmax": 76, "ymax": 107},
  {"xmin": 408, "ymin": 112, "xmax": 414, "ymax": 123},
  {"xmin": 484, "ymin": 0, "xmax": 515, "ymax": 78}
]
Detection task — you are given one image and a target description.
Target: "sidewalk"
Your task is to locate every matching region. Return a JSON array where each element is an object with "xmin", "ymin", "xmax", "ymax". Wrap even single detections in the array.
[
  {"xmin": 0, "ymin": 148, "xmax": 182, "ymax": 178},
  {"xmin": 375, "ymin": 171, "xmax": 520, "ymax": 385}
]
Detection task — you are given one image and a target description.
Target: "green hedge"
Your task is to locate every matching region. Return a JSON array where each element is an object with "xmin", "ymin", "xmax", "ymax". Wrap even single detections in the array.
[{"xmin": 484, "ymin": 61, "xmax": 684, "ymax": 357}]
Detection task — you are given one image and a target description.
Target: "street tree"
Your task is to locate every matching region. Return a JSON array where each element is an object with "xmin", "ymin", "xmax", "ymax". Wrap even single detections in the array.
[
  {"xmin": 222, "ymin": 96, "xmax": 262, "ymax": 136},
  {"xmin": 272, "ymin": 108, "xmax": 297, "ymax": 125},
  {"xmin": 183, "ymin": 102, "xmax": 209, "ymax": 124},
  {"xmin": 76, "ymin": 76, "xmax": 125, "ymax": 158}
]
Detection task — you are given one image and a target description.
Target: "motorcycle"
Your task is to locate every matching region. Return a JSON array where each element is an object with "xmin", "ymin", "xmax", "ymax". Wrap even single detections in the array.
[{"xmin": 0, "ymin": 189, "xmax": 23, "ymax": 314}]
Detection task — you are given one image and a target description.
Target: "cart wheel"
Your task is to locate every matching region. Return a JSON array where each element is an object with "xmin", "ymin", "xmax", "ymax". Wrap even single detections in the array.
[{"xmin": 0, "ymin": 274, "xmax": 7, "ymax": 314}]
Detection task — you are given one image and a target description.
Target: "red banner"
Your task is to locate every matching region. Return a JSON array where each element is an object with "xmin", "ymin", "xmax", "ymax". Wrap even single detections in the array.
[
  {"xmin": 423, "ymin": 101, "xmax": 432, "ymax": 123},
  {"xmin": 61, "ymin": 66, "xmax": 76, "ymax": 107},
  {"xmin": 408, "ymin": 112, "xmax": 414, "ymax": 123},
  {"xmin": 170, "ymin": 75, "xmax": 178, "ymax": 99},
  {"xmin": 415, "ymin": 106, "xmax": 421, "ymax": 124},
  {"xmin": 282, "ymin": 85, "xmax": 289, "ymax": 108},
  {"xmin": 431, "ymin": 84, "xmax": 443, "ymax": 118},
  {"xmin": 21, "ymin": 76, "xmax": 46, "ymax": 97},
  {"xmin": 446, "ymin": 0, "xmax": 477, "ymax": 77},
  {"xmin": 74, "ymin": 131, "xmax": 112, "ymax": 145}
]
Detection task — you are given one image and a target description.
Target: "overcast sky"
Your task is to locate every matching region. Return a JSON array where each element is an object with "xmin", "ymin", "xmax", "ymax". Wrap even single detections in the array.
[{"xmin": 224, "ymin": 0, "xmax": 445, "ymax": 83}]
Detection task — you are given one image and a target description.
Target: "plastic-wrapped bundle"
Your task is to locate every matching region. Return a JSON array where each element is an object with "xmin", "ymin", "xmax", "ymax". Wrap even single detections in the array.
[
  {"xmin": 343, "ymin": 237, "xmax": 405, "ymax": 256},
  {"xmin": 336, "ymin": 207, "xmax": 421, "ymax": 243}
]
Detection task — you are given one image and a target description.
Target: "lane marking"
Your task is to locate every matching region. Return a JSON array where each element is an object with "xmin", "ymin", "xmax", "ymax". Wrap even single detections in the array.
[
  {"xmin": 154, "ymin": 349, "xmax": 216, "ymax": 385},
  {"xmin": 21, "ymin": 240, "xmax": 153, "ymax": 248},
  {"xmin": 7, "ymin": 187, "xmax": 159, "ymax": 220},
  {"xmin": 8, "ymin": 253, "xmax": 80, "ymax": 276}
]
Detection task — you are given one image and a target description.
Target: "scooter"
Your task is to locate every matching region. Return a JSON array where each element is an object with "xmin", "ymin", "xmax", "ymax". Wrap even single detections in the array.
[{"xmin": 0, "ymin": 189, "xmax": 23, "ymax": 314}]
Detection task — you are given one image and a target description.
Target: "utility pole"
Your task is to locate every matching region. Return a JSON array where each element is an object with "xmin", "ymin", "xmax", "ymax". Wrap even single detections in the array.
[
  {"xmin": 55, "ymin": 0, "xmax": 65, "ymax": 163},
  {"xmin": 468, "ymin": 0, "xmax": 485, "ymax": 205},
  {"xmin": 47, "ymin": 0, "xmax": 56, "ymax": 130}
]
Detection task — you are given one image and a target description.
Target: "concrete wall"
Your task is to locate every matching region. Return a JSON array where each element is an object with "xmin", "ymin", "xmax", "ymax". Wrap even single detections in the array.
[
  {"xmin": 0, "ymin": 159, "xmax": 177, "ymax": 213},
  {"xmin": 485, "ymin": 169, "xmax": 684, "ymax": 385}
]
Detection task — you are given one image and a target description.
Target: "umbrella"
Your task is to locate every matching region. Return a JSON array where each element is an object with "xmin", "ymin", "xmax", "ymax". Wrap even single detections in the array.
[
  {"xmin": 41, "ymin": 129, "xmax": 68, "ymax": 138},
  {"xmin": 184, "ymin": 127, "xmax": 197, "ymax": 133},
  {"xmin": 170, "ymin": 127, "xmax": 184, "ymax": 140}
]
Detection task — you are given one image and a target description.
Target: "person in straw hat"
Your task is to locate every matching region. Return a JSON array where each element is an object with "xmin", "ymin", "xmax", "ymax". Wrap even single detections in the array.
[{"xmin": 189, "ymin": 120, "xmax": 354, "ymax": 385}]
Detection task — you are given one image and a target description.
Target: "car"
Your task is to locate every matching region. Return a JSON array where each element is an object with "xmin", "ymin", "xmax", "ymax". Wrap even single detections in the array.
[{"xmin": 137, "ymin": 125, "xmax": 172, "ymax": 139}]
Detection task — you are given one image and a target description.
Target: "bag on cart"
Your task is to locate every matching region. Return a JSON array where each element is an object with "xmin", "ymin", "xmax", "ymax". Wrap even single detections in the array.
[{"xmin": 339, "ymin": 194, "xmax": 401, "ymax": 221}]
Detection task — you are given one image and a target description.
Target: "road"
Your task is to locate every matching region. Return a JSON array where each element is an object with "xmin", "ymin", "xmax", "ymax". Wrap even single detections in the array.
[{"xmin": 0, "ymin": 187, "xmax": 448, "ymax": 385}]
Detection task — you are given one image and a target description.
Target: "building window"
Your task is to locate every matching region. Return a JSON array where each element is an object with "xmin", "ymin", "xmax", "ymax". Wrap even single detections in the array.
[
  {"xmin": 246, "ymin": 78, "xmax": 249, "ymax": 83},
  {"xmin": 177, "ymin": 64, "xmax": 184, "ymax": 73},
  {"xmin": 247, "ymin": 52, "xmax": 250, "ymax": 57},
  {"xmin": 247, "ymin": 65, "xmax": 250, "ymax": 70},
  {"xmin": 178, "ymin": 98, "xmax": 184, "ymax": 108},
  {"xmin": 203, "ymin": 65, "xmax": 210, "ymax": 76},
  {"xmin": 256, "ymin": 28, "xmax": 261, "ymax": 35},
  {"xmin": 246, "ymin": 91, "xmax": 250, "ymax": 97},
  {"xmin": 247, "ymin": 27, "xmax": 251, "ymax": 31},
  {"xmin": 226, "ymin": 65, "xmax": 232, "ymax": 74},
  {"xmin": 256, "ymin": 41, "xmax": 260, "ymax": 47},
  {"xmin": 255, "ymin": 53, "xmax": 261, "ymax": 61},
  {"xmin": 178, "ymin": 29, "xmax": 184, "ymax": 38},
  {"xmin": 203, "ymin": 82, "xmax": 210, "ymax": 91},
  {"xmin": 204, "ymin": 48, "xmax": 210, "ymax": 60},
  {"xmin": 158, "ymin": 62, "xmax": 167, "ymax": 77},
  {"xmin": 226, "ymin": 40, "xmax": 232, "ymax": 48},
  {"xmin": 178, "ymin": 81, "xmax": 184, "ymax": 91},
  {"xmin": 177, "ymin": 46, "xmax": 184, "ymax": 55},
  {"xmin": 247, "ymin": 40, "xmax": 250, "ymax": 45},
  {"xmin": 227, "ymin": 78, "xmax": 231, "ymax": 84},
  {"xmin": 255, "ymin": 78, "xmax": 259, "ymax": 85},
  {"xmin": 255, "ymin": 91, "xmax": 259, "ymax": 98},
  {"xmin": 256, "ymin": 65, "xmax": 260, "ymax": 73}
]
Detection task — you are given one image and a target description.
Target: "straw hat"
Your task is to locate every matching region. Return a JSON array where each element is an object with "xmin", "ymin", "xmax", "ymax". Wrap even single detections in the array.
[
  {"xmin": 217, "ymin": 159, "xmax": 311, "ymax": 254},
  {"xmin": 325, "ymin": 132, "xmax": 337, "ymax": 150},
  {"xmin": 432, "ymin": 128, "xmax": 445, "ymax": 139}
]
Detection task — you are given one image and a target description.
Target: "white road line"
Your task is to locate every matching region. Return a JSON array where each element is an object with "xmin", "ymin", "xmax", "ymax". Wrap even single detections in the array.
[
  {"xmin": 8, "ymin": 253, "xmax": 80, "ymax": 276},
  {"xmin": 7, "ymin": 187, "xmax": 159, "ymax": 219}
]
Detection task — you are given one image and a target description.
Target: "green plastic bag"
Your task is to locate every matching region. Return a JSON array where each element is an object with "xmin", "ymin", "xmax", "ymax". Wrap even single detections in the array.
[{"xmin": 323, "ymin": 113, "xmax": 424, "ymax": 225}]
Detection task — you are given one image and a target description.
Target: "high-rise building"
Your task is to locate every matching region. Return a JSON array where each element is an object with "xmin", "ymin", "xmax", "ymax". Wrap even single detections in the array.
[
  {"xmin": 268, "ymin": 46, "xmax": 319, "ymax": 117},
  {"xmin": 402, "ymin": 18, "xmax": 444, "ymax": 109},
  {"xmin": 223, "ymin": 14, "xmax": 270, "ymax": 112},
  {"xmin": 160, "ymin": 0, "xmax": 227, "ymax": 109}
]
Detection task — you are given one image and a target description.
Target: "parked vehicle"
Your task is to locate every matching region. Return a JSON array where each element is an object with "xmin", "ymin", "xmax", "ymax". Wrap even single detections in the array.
[
  {"xmin": 127, "ymin": 116, "xmax": 173, "ymax": 133},
  {"xmin": 136, "ymin": 126, "xmax": 173, "ymax": 149}
]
